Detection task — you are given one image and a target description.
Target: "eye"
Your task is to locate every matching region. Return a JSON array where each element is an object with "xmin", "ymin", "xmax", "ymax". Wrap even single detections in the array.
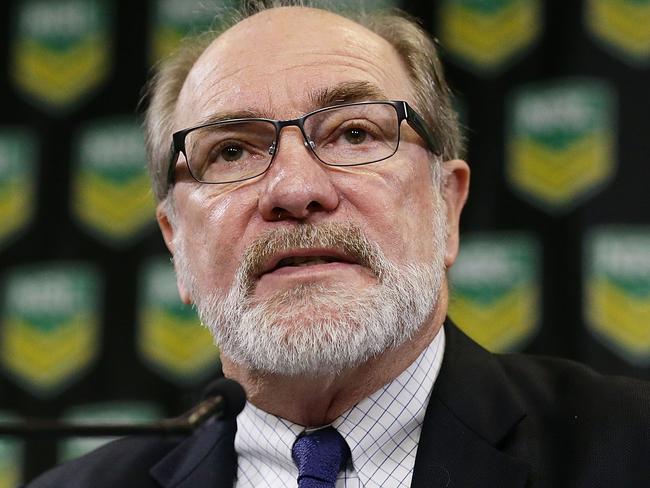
[
  {"xmin": 344, "ymin": 128, "xmax": 367, "ymax": 145},
  {"xmin": 221, "ymin": 144, "xmax": 244, "ymax": 162}
]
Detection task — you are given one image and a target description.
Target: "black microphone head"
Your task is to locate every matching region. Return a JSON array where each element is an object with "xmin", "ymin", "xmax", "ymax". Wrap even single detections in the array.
[{"xmin": 203, "ymin": 377, "xmax": 247, "ymax": 419}]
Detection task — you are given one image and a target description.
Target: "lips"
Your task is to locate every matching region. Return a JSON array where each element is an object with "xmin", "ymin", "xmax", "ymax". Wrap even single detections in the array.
[
  {"xmin": 276, "ymin": 256, "xmax": 340, "ymax": 267},
  {"xmin": 259, "ymin": 250, "xmax": 357, "ymax": 276}
]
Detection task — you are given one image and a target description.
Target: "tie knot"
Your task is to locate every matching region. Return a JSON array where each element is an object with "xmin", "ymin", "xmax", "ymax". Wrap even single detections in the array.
[{"xmin": 291, "ymin": 426, "xmax": 350, "ymax": 488}]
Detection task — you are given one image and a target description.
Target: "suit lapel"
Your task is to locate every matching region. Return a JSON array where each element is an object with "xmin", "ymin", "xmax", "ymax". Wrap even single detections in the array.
[
  {"xmin": 411, "ymin": 321, "xmax": 530, "ymax": 487},
  {"xmin": 150, "ymin": 419, "xmax": 237, "ymax": 488}
]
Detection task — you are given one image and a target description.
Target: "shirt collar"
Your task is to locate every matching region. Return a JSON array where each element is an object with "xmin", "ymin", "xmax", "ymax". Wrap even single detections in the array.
[{"xmin": 235, "ymin": 327, "xmax": 445, "ymax": 486}]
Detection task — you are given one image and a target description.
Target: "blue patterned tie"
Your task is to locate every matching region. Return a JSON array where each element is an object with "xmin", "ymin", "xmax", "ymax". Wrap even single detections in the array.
[{"xmin": 291, "ymin": 426, "xmax": 350, "ymax": 488}]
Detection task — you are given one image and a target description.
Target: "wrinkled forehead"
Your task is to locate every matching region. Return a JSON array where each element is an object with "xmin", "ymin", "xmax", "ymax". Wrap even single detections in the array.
[{"xmin": 174, "ymin": 7, "xmax": 413, "ymax": 129}]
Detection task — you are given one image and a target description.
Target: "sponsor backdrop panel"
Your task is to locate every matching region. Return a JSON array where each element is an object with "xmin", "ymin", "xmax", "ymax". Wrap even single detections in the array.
[
  {"xmin": 584, "ymin": 227, "xmax": 650, "ymax": 366},
  {"xmin": 436, "ymin": 0, "xmax": 543, "ymax": 76},
  {"xmin": 506, "ymin": 79, "xmax": 617, "ymax": 214},
  {"xmin": 0, "ymin": 263, "xmax": 101, "ymax": 399},
  {"xmin": 585, "ymin": 0, "xmax": 650, "ymax": 66},
  {"xmin": 0, "ymin": 128, "xmax": 37, "ymax": 249},
  {"xmin": 10, "ymin": 0, "xmax": 112, "ymax": 113},
  {"xmin": 0, "ymin": 0, "xmax": 648, "ymax": 480},
  {"xmin": 137, "ymin": 256, "xmax": 220, "ymax": 386},
  {"xmin": 449, "ymin": 232, "xmax": 541, "ymax": 352},
  {"xmin": 149, "ymin": 0, "xmax": 239, "ymax": 63},
  {"xmin": 71, "ymin": 117, "xmax": 155, "ymax": 245}
]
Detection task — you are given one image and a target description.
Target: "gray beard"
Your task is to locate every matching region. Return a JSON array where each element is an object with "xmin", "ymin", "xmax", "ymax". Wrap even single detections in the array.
[{"xmin": 174, "ymin": 219, "xmax": 447, "ymax": 376}]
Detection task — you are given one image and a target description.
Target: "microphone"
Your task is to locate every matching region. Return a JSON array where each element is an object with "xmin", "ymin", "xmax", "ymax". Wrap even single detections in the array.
[{"xmin": 0, "ymin": 378, "xmax": 246, "ymax": 438}]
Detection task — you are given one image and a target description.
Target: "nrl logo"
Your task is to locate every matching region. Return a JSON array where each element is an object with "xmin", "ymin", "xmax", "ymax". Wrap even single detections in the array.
[
  {"xmin": 0, "ymin": 129, "xmax": 36, "ymax": 248},
  {"xmin": 586, "ymin": 0, "xmax": 650, "ymax": 66},
  {"xmin": 449, "ymin": 233, "xmax": 540, "ymax": 352},
  {"xmin": 311, "ymin": 0, "xmax": 399, "ymax": 12},
  {"xmin": 137, "ymin": 257, "xmax": 220, "ymax": 386},
  {"xmin": 585, "ymin": 227, "xmax": 650, "ymax": 365},
  {"xmin": 11, "ymin": 0, "xmax": 111, "ymax": 112},
  {"xmin": 0, "ymin": 264, "xmax": 101, "ymax": 398},
  {"xmin": 506, "ymin": 79, "xmax": 616, "ymax": 213},
  {"xmin": 150, "ymin": 0, "xmax": 238, "ymax": 62},
  {"xmin": 71, "ymin": 118, "xmax": 156, "ymax": 246},
  {"xmin": 437, "ymin": 0, "xmax": 542, "ymax": 75}
]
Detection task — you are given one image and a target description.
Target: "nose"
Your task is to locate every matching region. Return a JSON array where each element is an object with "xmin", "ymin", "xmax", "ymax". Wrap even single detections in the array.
[{"xmin": 258, "ymin": 127, "xmax": 339, "ymax": 221}]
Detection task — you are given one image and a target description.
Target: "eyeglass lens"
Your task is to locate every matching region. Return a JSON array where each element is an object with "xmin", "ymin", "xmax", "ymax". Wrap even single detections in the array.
[{"xmin": 182, "ymin": 103, "xmax": 400, "ymax": 184}]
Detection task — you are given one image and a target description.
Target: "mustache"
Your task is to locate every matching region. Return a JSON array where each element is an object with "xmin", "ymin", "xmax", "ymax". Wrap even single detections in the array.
[{"xmin": 237, "ymin": 222, "xmax": 390, "ymax": 287}]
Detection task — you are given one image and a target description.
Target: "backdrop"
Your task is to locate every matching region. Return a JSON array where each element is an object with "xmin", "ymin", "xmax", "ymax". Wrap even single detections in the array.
[{"xmin": 0, "ymin": 0, "xmax": 649, "ymax": 483}]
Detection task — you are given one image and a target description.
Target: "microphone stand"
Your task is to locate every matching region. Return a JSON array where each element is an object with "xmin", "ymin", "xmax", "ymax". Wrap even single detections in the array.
[{"xmin": 0, "ymin": 378, "xmax": 246, "ymax": 438}]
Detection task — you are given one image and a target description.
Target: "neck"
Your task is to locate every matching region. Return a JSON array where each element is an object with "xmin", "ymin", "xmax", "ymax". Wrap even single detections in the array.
[{"xmin": 222, "ymin": 287, "xmax": 448, "ymax": 426}]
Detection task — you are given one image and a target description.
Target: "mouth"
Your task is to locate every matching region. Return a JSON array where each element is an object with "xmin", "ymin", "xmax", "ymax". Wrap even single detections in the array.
[{"xmin": 259, "ymin": 250, "xmax": 358, "ymax": 277}]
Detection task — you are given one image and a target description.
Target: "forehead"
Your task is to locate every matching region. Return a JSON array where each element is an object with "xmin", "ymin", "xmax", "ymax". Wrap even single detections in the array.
[{"xmin": 174, "ymin": 7, "xmax": 413, "ymax": 128}]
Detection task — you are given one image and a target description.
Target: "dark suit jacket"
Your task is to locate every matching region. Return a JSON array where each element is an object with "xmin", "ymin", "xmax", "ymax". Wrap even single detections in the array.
[{"xmin": 25, "ymin": 321, "xmax": 650, "ymax": 487}]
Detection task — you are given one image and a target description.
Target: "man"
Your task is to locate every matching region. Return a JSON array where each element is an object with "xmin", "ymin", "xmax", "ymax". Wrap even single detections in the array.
[{"xmin": 27, "ymin": 2, "xmax": 650, "ymax": 487}]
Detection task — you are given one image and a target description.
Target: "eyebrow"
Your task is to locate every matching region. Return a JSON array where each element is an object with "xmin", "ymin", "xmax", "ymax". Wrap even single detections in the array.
[
  {"xmin": 191, "ymin": 81, "xmax": 389, "ymax": 127},
  {"xmin": 195, "ymin": 108, "xmax": 272, "ymax": 126},
  {"xmin": 308, "ymin": 81, "xmax": 389, "ymax": 109}
]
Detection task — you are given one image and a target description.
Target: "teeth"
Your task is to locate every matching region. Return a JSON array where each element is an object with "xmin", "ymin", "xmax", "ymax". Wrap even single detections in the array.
[{"xmin": 276, "ymin": 256, "xmax": 335, "ymax": 267}]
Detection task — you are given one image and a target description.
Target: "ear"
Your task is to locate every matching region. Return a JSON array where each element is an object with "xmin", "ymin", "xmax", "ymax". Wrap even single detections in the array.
[
  {"xmin": 441, "ymin": 159, "xmax": 470, "ymax": 268},
  {"xmin": 156, "ymin": 202, "xmax": 192, "ymax": 305}
]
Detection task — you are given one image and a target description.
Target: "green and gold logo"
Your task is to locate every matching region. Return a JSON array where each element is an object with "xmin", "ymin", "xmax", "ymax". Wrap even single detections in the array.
[
  {"xmin": 507, "ymin": 79, "xmax": 616, "ymax": 213},
  {"xmin": 58, "ymin": 401, "xmax": 162, "ymax": 462},
  {"xmin": 0, "ymin": 412, "xmax": 23, "ymax": 488},
  {"xmin": 311, "ymin": 0, "xmax": 398, "ymax": 12},
  {"xmin": 449, "ymin": 233, "xmax": 540, "ymax": 352},
  {"xmin": 0, "ymin": 129, "xmax": 36, "ymax": 248},
  {"xmin": 150, "ymin": 0, "xmax": 237, "ymax": 62},
  {"xmin": 11, "ymin": 0, "xmax": 111, "ymax": 112},
  {"xmin": 585, "ymin": 227, "xmax": 650, "ymax": 365},
  {"xmin": 586, "ymin": 0, "xmax": 650, "ymax": 66},
  {"xmin": 0, "ymin": 264, "xmax": 101, "ymax": 398},
  {"xmin": 138, "ymin": 257, "xmax": 220, "ymax": 385},
  {"xmin": 437, "ymin": 0, "xmax": 542, "ymax": 75},
  {"xmin": 72, "ymin": 118, "xmax": 155, "ymax": 245}
]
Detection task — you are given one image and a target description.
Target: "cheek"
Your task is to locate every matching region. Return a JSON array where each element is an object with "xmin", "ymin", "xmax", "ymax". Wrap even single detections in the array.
[
  {"xmin": 334, "ymin": 159, "xmax": 439, "ymax": 261},
  {"xmin": 398, "ymin": 183, "xmax": 440, "ymax": 259},
  {"xmin": 173, "ymin": 186, "xmax": 254, "ymax": 289},
  {"xmin": 403, "ymin": 164, "xmax": 440, "ymax": 235}
]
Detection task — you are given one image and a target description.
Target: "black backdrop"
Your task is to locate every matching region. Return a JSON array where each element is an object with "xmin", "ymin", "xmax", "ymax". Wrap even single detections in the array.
[{"xmin": 0, "ymin": 0, "xmax": 649, "ymax": 483}]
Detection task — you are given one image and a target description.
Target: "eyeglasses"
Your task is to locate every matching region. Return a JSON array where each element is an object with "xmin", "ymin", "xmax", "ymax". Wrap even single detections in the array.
[{"xmin": 168, "ymin": 100, "xmax": 439, "ymax": 186}]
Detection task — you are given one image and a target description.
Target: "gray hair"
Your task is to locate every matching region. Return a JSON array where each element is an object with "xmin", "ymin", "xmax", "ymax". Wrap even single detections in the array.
[{"xmin": 143, "ymin": 0, "xmax": 464, "ymax": 203}]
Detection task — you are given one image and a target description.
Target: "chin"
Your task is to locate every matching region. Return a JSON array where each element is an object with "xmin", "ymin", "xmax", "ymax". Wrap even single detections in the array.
[
  {"xmin": 207, "ymin": 272, "xmax": 438, "ymax": 376},
  {"xmin": 255, "ymin": 285, "xmax": 363, "ymax": 334}
]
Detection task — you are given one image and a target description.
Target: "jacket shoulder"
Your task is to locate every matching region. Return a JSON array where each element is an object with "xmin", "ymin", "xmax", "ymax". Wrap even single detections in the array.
[
  {"xmin": 497, "ymin": 353, "xmax": 650, "ymax": 483},
  {"xmin": 25, "ymin": 435, "xmax": 185, "ymax": 488},
  {"xmin": 498, "ymin": 352, "xmax": 650, "ymax": 416}
]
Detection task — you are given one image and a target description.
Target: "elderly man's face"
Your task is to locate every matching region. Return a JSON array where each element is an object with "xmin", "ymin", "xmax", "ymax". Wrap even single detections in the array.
[{"xmin": 159, "ymin": 8, "xmax": 467, "ymax": 375}]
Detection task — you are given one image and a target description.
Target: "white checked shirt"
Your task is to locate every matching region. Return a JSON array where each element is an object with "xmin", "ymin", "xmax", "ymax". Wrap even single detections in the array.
[{"xmin": 235, "ymin": 328, "xmax": 445, "ymax": 488}]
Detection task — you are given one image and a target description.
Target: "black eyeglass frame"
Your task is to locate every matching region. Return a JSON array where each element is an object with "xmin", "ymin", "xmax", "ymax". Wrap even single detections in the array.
[{"xmin": 167, "ymin": 100, "xmax": 439, "ymax": 188}]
